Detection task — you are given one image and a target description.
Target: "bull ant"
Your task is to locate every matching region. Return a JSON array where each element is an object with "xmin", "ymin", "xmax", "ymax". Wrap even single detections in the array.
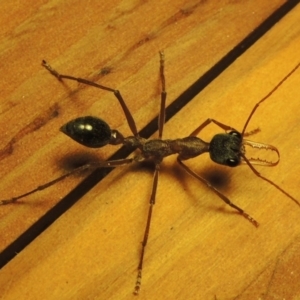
[{"xmin": 1, "ymin": 52, "xmax": 299, "ymax": 294}]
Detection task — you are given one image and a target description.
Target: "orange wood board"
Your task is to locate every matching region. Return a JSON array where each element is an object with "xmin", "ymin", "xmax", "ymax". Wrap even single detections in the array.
[{"xmin": 1, "ymin": 1, "xmax": 300, "ymax": 299}]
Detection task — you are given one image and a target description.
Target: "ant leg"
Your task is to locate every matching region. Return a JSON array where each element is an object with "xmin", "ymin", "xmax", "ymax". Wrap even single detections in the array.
[
  {"xmin": 134, "ymin": 163, "xmax": 160, "ymax": 294},
  {"xmin": 191, "ymin": 119, "xmax": 260, "ymax": 139},
  {"xmin": 177, "ymin": 158, "xmax": 259, "ymax": 227},
  {"xmin": 133, "ymin": 51, "xmax": 168, "ymax": 292},
  {"xmin": 241, "ymin": 153, "xmax": 300, "ymax": 207},
  {"xmin": 158, "ymin": 51, "xmax": 167, "ymax": 139},
  {"xmin": 189, "ymin": 118, "xmax": 238, "ymax": 137},
  {"xmin": 42, "ymin": 60, "xmax": 138, "ymax": 136},
  {"xmin": 0, "ymin": 158, "xmax": 134, "ymax": 205}
]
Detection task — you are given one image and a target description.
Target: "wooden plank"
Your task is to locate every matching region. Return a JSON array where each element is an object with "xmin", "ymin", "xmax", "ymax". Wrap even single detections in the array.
[
  {"xmin": 0, "ymin": 0, "xmax": 289, "ymax": 253},
  {"xmin": 1, "ymin": 0, "xmax": 300, "ymax": 299}
]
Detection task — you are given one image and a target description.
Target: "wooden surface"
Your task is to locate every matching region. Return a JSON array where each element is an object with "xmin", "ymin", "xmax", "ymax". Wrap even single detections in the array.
[{"xmin": 1, "ymin": 1, "xmax": 300, "ymax": 299}]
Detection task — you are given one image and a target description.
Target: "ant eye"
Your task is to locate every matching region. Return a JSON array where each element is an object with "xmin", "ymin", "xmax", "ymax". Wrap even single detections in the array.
[
  {"xmin": 226, "ymin": 158, "xmax": 240, "ymax": 167},
  {"xmin": 229, "ymin": 131, "xmax": 242, "ymax": 139},
  {"xmin": 61, "ymin": 116, "xmax": 112, "ymax": 148}
]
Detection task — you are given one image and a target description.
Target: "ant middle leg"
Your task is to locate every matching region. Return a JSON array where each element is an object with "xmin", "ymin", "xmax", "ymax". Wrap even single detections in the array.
[
  {"xmin": 134, "ymin": 162, "xmax": 160, "ymax": 294},
  {"xmin": 158, "ymin": 51, "xmax": 167, "ymax": 139},
  {"xmin": 134, "ymin": 52, "xmax": 167, "ymax": 293}
]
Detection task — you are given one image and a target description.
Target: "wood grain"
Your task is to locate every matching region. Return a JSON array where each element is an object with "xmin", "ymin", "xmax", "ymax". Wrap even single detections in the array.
[{"xmin": 1, "ymin": 1, "xmax": 300, "ymax": 299}]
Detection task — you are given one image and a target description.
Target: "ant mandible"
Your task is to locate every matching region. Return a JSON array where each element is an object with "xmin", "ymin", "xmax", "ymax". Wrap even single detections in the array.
[{"xmin": 1, "ymin": 52, "xmax": 299, "ymax": 294}]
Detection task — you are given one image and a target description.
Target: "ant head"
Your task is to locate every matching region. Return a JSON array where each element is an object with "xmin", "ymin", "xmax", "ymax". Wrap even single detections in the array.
[
  {"xmin": 209, "ymin": 131, "xmax": 243, "ymax": 167},
  {"xmin": 61, "ymin": 116, "xmax": 112, "ymax": 148}
]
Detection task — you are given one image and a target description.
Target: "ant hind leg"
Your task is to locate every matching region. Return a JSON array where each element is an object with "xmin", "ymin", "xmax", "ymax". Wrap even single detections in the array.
[{"xmin": 0, "ymin": 158, "xmax": 134, "ymax": 205}]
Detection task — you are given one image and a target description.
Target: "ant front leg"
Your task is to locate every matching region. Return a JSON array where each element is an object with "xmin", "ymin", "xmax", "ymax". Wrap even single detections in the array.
[
  {"xmin": 189, "ymin": 118, "xmax": 238, "ymax": 137},
  {"xmin": 191, "ymin": 117, "xmax": 260, "ymax": 138},
  {"xmin": 0, "ymin": 158, "xmax": 134, "ymax": 205},
  {"xmin": 177, "ymin": 158, "xmax": 259, "ymax": 227}
]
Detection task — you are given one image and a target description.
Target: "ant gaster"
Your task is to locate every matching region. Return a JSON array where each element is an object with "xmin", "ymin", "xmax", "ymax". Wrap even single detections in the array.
[{"xmin": 1, "ymin": 52, "xmax": 299, "ymax": 294}]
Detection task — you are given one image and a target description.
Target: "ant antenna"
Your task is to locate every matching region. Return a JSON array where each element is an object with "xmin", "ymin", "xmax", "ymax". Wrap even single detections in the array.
[{"xmin": 242, "ymin": 62, "xmax": 300, "ymax": 136}]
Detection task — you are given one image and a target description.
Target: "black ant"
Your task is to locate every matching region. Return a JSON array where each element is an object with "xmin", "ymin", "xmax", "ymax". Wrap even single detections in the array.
[{"xmin": 1, "ymin": 52, "xmax": 299, "ymax": 294}]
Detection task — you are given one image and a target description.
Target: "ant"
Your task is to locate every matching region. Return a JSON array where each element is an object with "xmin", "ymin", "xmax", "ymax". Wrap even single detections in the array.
[{"xmin": 1, "ymin": 52, "xmax": 299, "ymax": 294}]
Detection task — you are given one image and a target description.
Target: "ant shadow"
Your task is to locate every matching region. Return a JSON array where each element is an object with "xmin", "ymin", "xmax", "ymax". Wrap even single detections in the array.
[{"xmin": 173, "ymin": 162, "xmax": 243, "ymax": 218}]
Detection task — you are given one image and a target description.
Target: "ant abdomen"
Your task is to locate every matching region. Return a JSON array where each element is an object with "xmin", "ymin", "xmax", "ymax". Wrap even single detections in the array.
[{"xmin": 61, "ymin": 116, "xmax": 112, "ymax": 148}]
